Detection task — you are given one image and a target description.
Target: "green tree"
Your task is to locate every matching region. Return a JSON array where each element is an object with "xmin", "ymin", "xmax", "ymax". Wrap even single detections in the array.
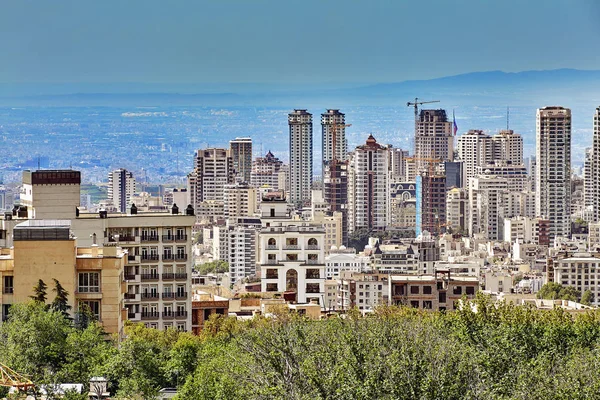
[
  {"xmin": 30, "ymin": 279, "xmax": 48, "ymax": 303},
  {"xmin": 582, "ymin": 290, "xmax": 594, "ymax": 306},
  {"xmin": 51, "ymin": 278, "xmax": 71, "ymax": 317},
  {"xmin": 197, "ymin": 260, "xmax": 229, "ymax": 275},
  {"xmin": 537, "ymin": 282, "xmax": 582, "ymax": 301}
]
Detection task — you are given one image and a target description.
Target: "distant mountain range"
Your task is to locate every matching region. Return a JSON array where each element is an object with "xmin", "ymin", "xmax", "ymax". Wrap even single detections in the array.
[{"xmin": 1, "ymin": 69, "xmax": 600, "ymax": 107}]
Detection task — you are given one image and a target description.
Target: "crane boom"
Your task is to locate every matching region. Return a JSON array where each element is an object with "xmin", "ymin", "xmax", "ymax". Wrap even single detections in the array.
[
  {"xmin": 0, "ymin": 362, "xmax": 34, "ymax": 391},
  {"xmin": 406, "ymin": 98, "xmax": 440, "ymax": 118}
]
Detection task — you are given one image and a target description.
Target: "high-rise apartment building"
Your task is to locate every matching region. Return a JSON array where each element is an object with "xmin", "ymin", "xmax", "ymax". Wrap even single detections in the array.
[
  {"xmin": 457, "ymin": 130, "xmax": 494, "ymax": 181},
  {"xmin": 188, "ymin": 148, "xmax": 234, "ymax": 222},
  {"xmin": 250, "ymin": 151, "xmax": 283, "ymax": 190},
  {"xmin": 584, "ymin": 147, "xmax": 593, "ymax": 209},
  {"xmin": 591, "ymin": 107, "xmax": 600, "ymax": 222},
  {"xmin": 536, "ymin": 106, "xmax": 572, "ymax": 239},
  {"xmin": 414, "ymin": 109, "xmax": 454, "ymax": 172},
  {"xmin": 469, "ymin": 174, "xmax": 509, "ymax": 240},
  {"xmin": 223, "ymin": 182, "xmax": 257, "ymax": 219},
  {"xmin": 389, "ymin": 146, "xmax": 409, "ymax": 183},
  {"xmin": 229, "ymin": 137, "xmax": 253, "ymax": 183},
  {"xmin": 347, "ymin": 135, "xmax": 390, "ymax": 233},
  {"xmin": 321, "ymin": 109, "xmax": 348, "ymax": 167},
  {"xmin": 288, "ymin": 110, "xmax": 313, "ymax": 206},
  {"xmin": 415, "ymin": 173, "xmax": 446, "ymax": 237},
  {"xmin": 108, "ymin": 169, "xmax": 136, "ymax": 213},
  {"xmin": 492, "ymin": 129, "xmax": 524, "ymax": 164},
  {"xmin": 323, "ymin": 161, "xmax": 349, "ymax": 245}
]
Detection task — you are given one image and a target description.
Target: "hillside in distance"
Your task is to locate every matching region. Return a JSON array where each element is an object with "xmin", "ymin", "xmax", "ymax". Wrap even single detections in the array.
[{"xmin": 2, "ymin": 69, "xmax": 600, "ymax": 108}]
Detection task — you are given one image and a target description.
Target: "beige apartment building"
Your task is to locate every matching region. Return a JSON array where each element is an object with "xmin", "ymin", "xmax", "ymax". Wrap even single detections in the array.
[{"xmin": 0, "ymin": 220, "xmax": 125, "ymax": 335}]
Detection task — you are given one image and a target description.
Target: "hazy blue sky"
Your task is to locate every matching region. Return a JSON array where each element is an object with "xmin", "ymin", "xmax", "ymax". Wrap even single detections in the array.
[{"xmin": 1, "ymin": 0, "xmax": 599, "ymax": 84}]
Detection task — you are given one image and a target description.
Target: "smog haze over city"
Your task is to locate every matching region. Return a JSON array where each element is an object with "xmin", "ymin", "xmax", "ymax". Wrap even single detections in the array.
[{"xmin": 1, "ymin": 0, "xmax": 600, "ymax": 184}]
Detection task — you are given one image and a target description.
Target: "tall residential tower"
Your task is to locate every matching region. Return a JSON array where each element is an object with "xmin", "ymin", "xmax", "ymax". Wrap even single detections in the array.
[
  {"xmin": 536, "ymin": 106, "xmax": 572, "ymax": 240},
  {"xmin": 288, "ymin": 110, "xmax": 313, "ymax": 206},
  {"xmin": 229, "ymin": 137, "xmax": 253, "ymax": 183}
]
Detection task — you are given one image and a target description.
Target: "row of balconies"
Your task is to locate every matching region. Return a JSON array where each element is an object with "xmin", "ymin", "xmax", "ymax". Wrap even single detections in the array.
[
  {"xmin": 107, "ymin": 234, "xmax": 188, "ymax": 244},
  {"xmin": 128, "ymin": 311, "xmax": 188, "ymax": 320},
  {"xmin": 264, "ymin": 259, "xmax": 322, "ymax": 265},
  {"xmin": 134, "ymin": 254, "xmax": 188, "ymax": 262},
  {"xmin": 265, "ymin": 244, "xmax": 321, "ymax": 250},
  {"xmin": 127, "ymin": 291, "xmax": 188, "ymax": 301},
  {"xmin": 265, "ymin": 271, "xmax": 322, "ymax": 280},
  {"xmin": 124, "ymin": 273, "xmax": 188, "ymax": 281}
]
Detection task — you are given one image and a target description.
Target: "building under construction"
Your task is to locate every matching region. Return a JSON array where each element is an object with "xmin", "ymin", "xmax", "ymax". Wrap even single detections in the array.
[{"xmin": 415, "ymin": 172, "xmax": 447, "ymax": 237}]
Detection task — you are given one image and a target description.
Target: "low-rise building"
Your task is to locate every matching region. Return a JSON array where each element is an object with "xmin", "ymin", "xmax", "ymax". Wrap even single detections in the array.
[{"xmin": 388, "ymin": 272, "xmax": 479, "ymax": 311}]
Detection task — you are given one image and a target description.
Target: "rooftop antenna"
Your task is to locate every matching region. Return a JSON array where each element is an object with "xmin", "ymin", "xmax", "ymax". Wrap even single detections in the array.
[
  {"xmin": 506, "ymin": 106, "xmax": 510, "ymax": 130},
  {"xmin": 37, "ymin": 156, "xmax": 40, "ymax": 170}
]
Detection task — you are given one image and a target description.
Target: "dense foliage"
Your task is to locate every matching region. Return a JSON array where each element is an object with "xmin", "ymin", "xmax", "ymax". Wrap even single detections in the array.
[
  {"xmin": 196, "ymin": 260, "xmax": 229, "ymax": 275},
  {"xmin": 537, "ymin": 282, "xmax": 582, "ymax": 302},
  {"xmin": 4, "ymin": 294, "xmax": 600, "ymax": 399}
]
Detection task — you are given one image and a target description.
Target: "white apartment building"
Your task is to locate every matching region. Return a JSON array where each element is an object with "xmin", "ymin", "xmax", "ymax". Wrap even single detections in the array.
[
  {"xmin": 223, "ymin": 182, "xmax": 257, "ymax": 219},
  {"xmin": 492, "ymin": 129, "xmax": 523, "ymax": 164},
  {"xmin": 584, "ymin": 147, "xmax": 593, "ymax": 209},
  {"xmin": 348, "ymin": 135, "xmax": 390, "ymax": 233},
  {"xmin": 536, "ymin": 106, "xmax": 572, "ymax": 239},
  {"xmin": 337, "ymin": 272, "xmax": 388, "ymax": 312},
  {"xmin": 288, "ymin": 110, "xmax": 313, "ymax": 206},
  {"xmin": 553, "ymin": 255, "xmax": 600, "ymax": 306},
  {"xmin": 503, "ymin": 216, "xmax": 551, "ymax": 246},
  {"xmin": 457, "ymin": 129, "xmax": 494, "ymax": 181},
  {"xmin": 188, "ymin": 148, "xmax": 234, "ymax": 214},
  {"xmin": 259, "ymin": 196, "xmax": 325, "ymax": 305},
  {"xmin": 325, "ymin": 247, "xmax": 371, "ymax": 279},
  {"xmin": 250, "ymin": 150, "xmax": 284, "ymax": 191},
  {"xmin": 446, "ymin": 187, "xmax": 468, "ymax": 233},
  {"xmin": 72, "ymin": 209, "xmax": 195, "ymax": 332},
  {"xmin": 388, "ymin": 146, "xmax": 408, "ymax": 183},
  {"xmin": 107, "ymin": 169, "xmax": 136, "ymax": 213},
  {"xmin": 213, "ymin": 218, "xmax": 261, "ymax": 283},
  {"xmin": 469, "ymin": 175, "xmax": 509, "ymax": 240},
  {"xmin": 476, "ymin": 161, "xmax": 529, "ymax": 192},
  {"xmin": 591, "ymin": 107, "xmax": 600, "ymax": 221}
]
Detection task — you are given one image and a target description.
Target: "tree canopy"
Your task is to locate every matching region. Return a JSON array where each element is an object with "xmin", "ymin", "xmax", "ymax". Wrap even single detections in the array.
[
  {"xmin": 537, "ymin": 282, "xmax": 582, "ymax": 302},
  {"xmin": 196, "ymin": 260, "xmax": 229, "ymax": 275}
]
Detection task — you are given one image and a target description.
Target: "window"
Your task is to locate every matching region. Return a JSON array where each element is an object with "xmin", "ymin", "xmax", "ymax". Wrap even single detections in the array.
[
  {"xmin": 79, "ymin": 300, "xmax": 100, "ymax": 320},
  {"xmin": 410, "ymin": 301, "xmax": 419, "ymax": 308},
  {"xmin": 78, "ymin": 272, "xmax": 100, "ymax": 293},
  {"xmin": 410, "ymin": 286, "xmax": 419, "ymax": 294},
  {"xmin": 453, "ymin": 286, "xmax": 462, "ymax": 295},
  {"xmin": 466, "ymin": 286, "xmax": 475, "ymax": 295},
  {"xmin": 423, "ymin": 301, "xmax": 432, "ymax": 309},
  {"xmin": 423, "ymin": 286, "xmax": 432, "ymax": 294},
  {"xmin": 3, "ymin": 276, "xmax": 13, "ymax": 294}
]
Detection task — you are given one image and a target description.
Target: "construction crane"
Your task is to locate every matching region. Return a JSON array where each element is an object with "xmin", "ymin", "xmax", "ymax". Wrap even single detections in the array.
[
  {"xmin": 406, "ymin": 98, "xmax": 440, "ymax": 119},
  {"xmin": 0, "ymin": 362, "xmax": 35, "ymax": 393}
]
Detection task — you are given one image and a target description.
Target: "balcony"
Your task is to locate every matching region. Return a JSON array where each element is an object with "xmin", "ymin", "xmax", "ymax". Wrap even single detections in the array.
[
  {"xmin": 124, "ymin": 273, "xmax": 139, "ymax": 282},
  {"xmin": 175, "ymin": 292, "xmax": 188, "ymax": 300},
  {"xmin": 265, "ymin": 259, "xmax": 279, "ymax": 265},
  {"xmin": 163, "ymin": 311, "xmax": 188, "ymax": 319},
  {"xmin": 162, "ymin": 273, "xmax": 175, "ymax": 281},
  {"xmin": 141, "ymin": 292, "xmax": 160, "ymax": 300},
  {"xmin": 162, "ymin": 235, "xmax": 175, "ymax": 243},
  {"xmin": 174, "ymin": 273, "xmax": 188, "ymax": 280},
  {"xmin": 127, "ymin": 255, "xmax": 140, "ymax": 264},
  {"xmin": 124, "ymin": 293, "xmax": 141, "ymax": 302},
  {"xmin": 141, "ymin": 254, "xmax": 160, "ymax": 262},
  {"xmin": 3, "ymin": 287, "xmax": 14, "ymax": 294},
  {"xmin": 266, "ymin": 245, "xmax": 278, "ymax": 250},
  {"xmin": 141, "ymin": 311, "xmax": 160, "ymax": 320},
  {"xmin": 127, "ymin": 312, "xmax": 137, "ymax": 320},
  {"xmin": 175, "ymin": 254, "xmax": 188, "ymax": 261},
  {"xmin": 141, "ymin": 274, "xmax": 159, "ymax": 281},
  {"xmin": 141, "ymin": 235, "xmax": 159, "ymax": 243},
  {"xmin": 306, "ymin": 245, "xmax": 320, "ymax": 250},
  {"xmin": 306, "ymin": 259, "xmax": 321, "ymax": 265},
  {"xmin": 170, "ymin": 235, "xmax": 188, "ymax": 242},
  {"xmin": 162, "ymin": 292, "xmax": 175, "ymax": 300},
  {"xmin": 108, "ymin": 235, "xmax": 136, "ymax": 243},
  {"xmin": 283, "ymin": 244, "xmax": 300, "ymax": 250},
  {"xmin": 163, "ymin": 254, "xmax": 175, "ymax": 262}
]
